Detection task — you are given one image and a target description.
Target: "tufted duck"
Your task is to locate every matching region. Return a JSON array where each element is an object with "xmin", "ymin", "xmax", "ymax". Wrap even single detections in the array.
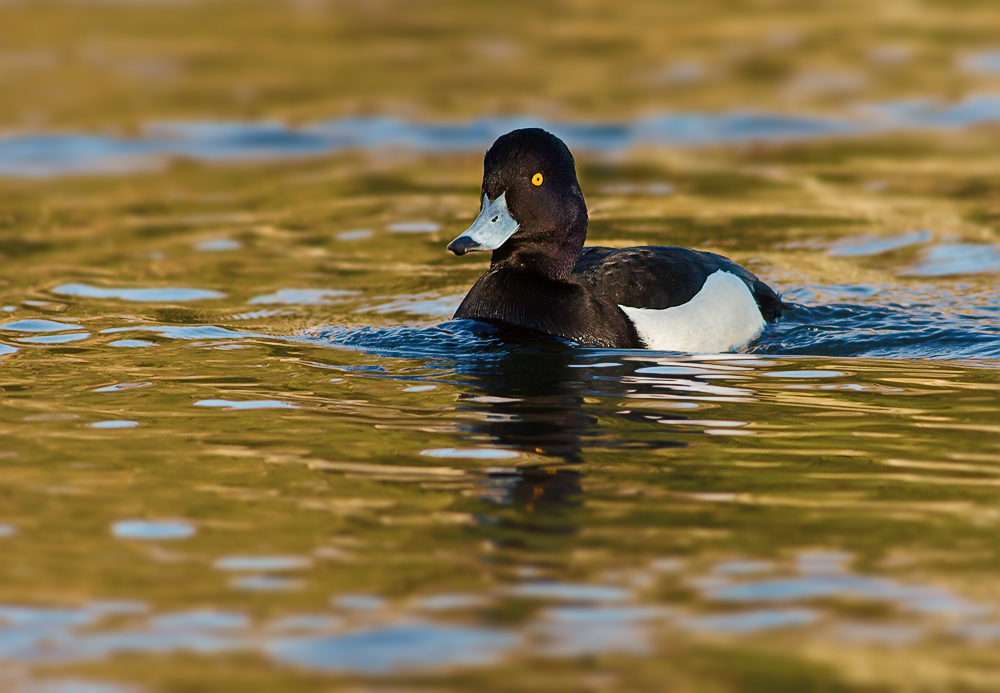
[{"xmin": 447, "ymin": 128, "xmax": 783, "ymax": 351}]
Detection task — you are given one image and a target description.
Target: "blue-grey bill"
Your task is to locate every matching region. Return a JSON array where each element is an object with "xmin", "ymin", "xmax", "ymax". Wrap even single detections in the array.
[{"xmin": 447, "ymin": 192, "xmax": 519, "ymax": 255}]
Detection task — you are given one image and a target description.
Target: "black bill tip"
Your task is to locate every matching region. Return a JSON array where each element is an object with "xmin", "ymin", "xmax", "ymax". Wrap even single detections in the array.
[{"xmin": 447, "ymin": 236, "xmax": 481, "ymax": 256}]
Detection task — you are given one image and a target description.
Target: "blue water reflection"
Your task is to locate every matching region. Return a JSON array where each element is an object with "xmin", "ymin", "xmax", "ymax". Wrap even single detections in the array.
[
  {"xmin": 0, "ymin": 549, "xmax": 995, "ymax": 675},
  {"xmin": 0, "ymin": 319, "xmax": 81, "ymax": 332},
  {"xmin": 53, "ymin": 284, "xmax": 225, "ymax": 302},
  {"xmin": 112, "ymin": 520, "xmax": 195, "ymax": 540},
  {"xmin": 6, "ymin": 97, "xmax": 1000, "ymax": 177},
  {"xmin": 266, "ymin": 624, "xmax": 519, "ymax": 674}
]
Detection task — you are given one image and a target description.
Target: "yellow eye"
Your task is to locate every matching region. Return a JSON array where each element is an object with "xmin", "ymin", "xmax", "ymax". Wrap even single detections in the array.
[{"xmin": 531, "ymin": 172, "xmax": 544, "ymax": 186}]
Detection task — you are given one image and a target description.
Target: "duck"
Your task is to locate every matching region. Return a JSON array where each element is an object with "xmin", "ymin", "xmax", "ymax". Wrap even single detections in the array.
[{"xmin": 447, "ymin": 128, "xmax": 783, "ymax": 352}]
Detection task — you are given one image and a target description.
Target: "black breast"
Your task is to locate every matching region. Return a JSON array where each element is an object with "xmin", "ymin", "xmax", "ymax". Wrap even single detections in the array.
[{"xmin": 453, "ymin": 266, "xmax": 643, "ymax": 348}]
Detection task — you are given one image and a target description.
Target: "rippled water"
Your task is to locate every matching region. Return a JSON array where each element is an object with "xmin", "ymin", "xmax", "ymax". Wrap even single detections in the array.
[
  {"xmin": 7, "ymin": 95, "xmax": 1000, "ymax": 177},
  {"xmin": 3, "ymin": 2, "xmax": 1000, "ymax": 691},
  {"xmin": 2, "ymin": 132, "xmax": 999, "ymax": 690}
]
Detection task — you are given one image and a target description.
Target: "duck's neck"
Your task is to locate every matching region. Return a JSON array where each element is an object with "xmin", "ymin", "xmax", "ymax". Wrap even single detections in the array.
[{"xmin": 489, "ymin": 205, "xmax": 587, "ymax": 281}]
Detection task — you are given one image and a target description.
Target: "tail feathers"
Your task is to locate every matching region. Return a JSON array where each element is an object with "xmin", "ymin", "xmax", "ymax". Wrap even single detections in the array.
[{"xmin": 752, "ymin": 279, "xmax": 784, "ymax": 323}]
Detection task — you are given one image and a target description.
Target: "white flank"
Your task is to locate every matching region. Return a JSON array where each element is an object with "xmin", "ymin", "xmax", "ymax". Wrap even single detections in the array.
[{"xmin": 619, "ymin": 270, "xmax": 766, "ymax": 353}]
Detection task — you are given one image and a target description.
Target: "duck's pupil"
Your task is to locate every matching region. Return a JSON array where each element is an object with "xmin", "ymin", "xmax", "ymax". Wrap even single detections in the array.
[{"xmin": 491, "ymin": 215, "xmax": 499, "ymax": 222}]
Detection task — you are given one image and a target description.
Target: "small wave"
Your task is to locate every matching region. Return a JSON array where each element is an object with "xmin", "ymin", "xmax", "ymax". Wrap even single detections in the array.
[
  {"xmin": 757, "ymin": 303, "xmax": 1000, "ymax": 360},
  {"xmin": 299, "ymin": 320, "xmax": 515, "ymax": 361},
  {"xmin": 301, "ymin": 306, "xmax": 1000, "ymax": 362}
]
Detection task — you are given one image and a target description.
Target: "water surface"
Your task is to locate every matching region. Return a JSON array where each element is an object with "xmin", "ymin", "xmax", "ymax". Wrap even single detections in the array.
[{"xmin": 2, "ymin": 1, "xmax": 1000, "ymax": 691}]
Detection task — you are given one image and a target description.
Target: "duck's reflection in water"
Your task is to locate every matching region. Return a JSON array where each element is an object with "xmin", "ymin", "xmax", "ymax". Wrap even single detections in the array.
[{"xmin": 452, "ymin": 339, "xmax": 687, "ymax": 526}]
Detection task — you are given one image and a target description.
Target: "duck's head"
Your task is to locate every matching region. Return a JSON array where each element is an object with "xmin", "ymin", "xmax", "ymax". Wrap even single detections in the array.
[{"xmin": 448, "ymin": 128, "xmax": 588, "ymax": 276}]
